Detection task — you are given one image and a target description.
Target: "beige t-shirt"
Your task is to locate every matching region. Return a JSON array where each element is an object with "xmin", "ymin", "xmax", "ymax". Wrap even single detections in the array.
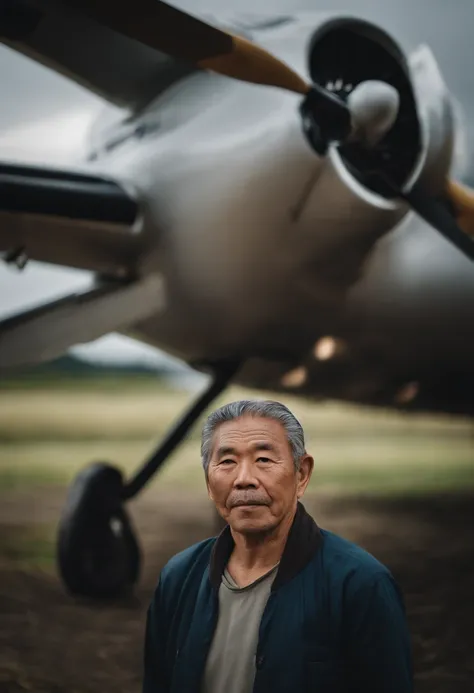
[{"xmin": 200, "ymin": 563, "xmax": 279, "ymax": 693}]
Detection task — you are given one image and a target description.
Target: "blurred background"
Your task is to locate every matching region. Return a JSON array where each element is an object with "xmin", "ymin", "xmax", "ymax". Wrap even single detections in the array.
[
  {"xmin": 0, "ymin": 1, "xmax": 474, "ymax": 692},
  {"xmin": 1, "ymin": 356, "xmax": 473, "ymax": 693}
]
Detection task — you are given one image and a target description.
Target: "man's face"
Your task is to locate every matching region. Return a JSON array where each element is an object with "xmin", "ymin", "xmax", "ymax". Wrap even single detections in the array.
[{"xmin": 206, "ymin": 415, "xmax": 313, "ymax": 535}]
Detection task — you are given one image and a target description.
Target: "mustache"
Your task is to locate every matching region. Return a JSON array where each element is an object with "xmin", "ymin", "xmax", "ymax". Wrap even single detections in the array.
[{"xmin": 227, "ymin": 493, "xmax": 270, "ymax": 508}]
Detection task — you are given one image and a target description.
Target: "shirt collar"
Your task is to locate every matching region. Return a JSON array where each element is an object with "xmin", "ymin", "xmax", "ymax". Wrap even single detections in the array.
[{"xmin": 209, "ymin": 501, "xmax": 323, "ymax": 591}]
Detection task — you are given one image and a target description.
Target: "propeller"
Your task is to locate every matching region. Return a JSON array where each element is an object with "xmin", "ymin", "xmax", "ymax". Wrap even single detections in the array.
[
  {"xmin": 64, "ymin": 0, "xmax": 474, "ymax": 260},
  {"xmin": 63, "ymin": 0, "xmax": 310, "ymax": 93}
]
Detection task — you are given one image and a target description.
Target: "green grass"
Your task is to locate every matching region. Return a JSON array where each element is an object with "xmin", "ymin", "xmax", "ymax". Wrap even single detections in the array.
[
  {"xmin": 0, "ymin": 434, "xmax": 472, "ymax": 495},
  {"xmin": 0, "ymin": 381, "xmax": 472, "ymax": 495},
  {"xmin": 0, "ymin": 373, "xmax": 174, "ymax": 392}
]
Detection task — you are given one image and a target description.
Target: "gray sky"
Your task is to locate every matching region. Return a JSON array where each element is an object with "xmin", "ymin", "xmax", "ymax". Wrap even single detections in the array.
[{"xmin": 0, "ymin": 0, "xmax": 473, "ymax": 364}]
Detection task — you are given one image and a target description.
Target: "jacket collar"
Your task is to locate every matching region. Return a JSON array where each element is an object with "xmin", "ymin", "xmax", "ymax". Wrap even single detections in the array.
[{"xmin": 209, "ymin": 501, "xmax": 323, "ymax": 591}]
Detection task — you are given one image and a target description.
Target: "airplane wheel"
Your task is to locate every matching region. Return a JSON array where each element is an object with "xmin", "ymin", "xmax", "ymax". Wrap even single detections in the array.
[{"xmin": 57, "ymin": 462, "xmax": 141, "ymax": 599}]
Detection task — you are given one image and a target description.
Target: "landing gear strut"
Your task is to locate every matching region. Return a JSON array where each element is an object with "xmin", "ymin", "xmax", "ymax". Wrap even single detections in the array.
[{"xmin": 57, "ymin": 361, "xmax": 239, "ymax": 599}]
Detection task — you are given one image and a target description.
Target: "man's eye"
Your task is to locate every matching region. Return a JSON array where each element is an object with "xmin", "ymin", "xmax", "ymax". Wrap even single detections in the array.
[
  {"xmin": 257, "ymin": 456, "xmax": 271, "ymax": 463},
  {"xmin": 220, "ymin": 459, "xmax": 234, "ymax": 465}
]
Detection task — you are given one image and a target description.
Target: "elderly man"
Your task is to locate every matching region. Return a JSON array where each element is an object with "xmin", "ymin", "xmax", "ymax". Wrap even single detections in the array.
[{"xmin": 143, "ymin": 400, "xmax": 413, "ymax": 693}]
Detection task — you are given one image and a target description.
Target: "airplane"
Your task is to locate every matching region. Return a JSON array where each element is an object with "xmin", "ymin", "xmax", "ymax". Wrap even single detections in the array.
[{"xmin": 0, "ymin": 0, "xmax": 473, "ymax": 600}]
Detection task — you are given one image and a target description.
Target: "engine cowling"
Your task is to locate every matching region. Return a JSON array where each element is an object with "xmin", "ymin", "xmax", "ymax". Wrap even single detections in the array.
[{"xmin": 305, "ymin": 18, "xmax": 455, "ymax": 200}]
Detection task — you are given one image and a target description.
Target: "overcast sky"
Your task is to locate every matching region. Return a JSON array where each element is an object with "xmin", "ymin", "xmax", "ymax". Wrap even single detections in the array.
[{"xmin": 0, "ymin": 0, "xmax": 473, "ymax": 364}]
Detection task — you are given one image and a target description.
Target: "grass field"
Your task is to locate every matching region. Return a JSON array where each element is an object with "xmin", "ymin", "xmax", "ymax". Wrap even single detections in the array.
[{"xmin": 0, "ymin": 377, "xmax": 472, "ymax": 495}]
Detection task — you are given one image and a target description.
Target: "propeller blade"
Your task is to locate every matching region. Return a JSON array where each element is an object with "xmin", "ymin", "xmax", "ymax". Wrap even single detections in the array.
[
  {"xmin": 401, "ymin": 182, "xmax": 474, "ymax": 261},
  {"xmin": 199, "ymin": 34, "xmax": 310, "ymax": 95},
  {"xmin": 345, "ymin": 142, "xmax": 474, "ymax": 262},
  {"xmin": 63, "ymin": 0, "xmax": 311, "ymax": 95},
  {"xmin": 445, "ymin": 179, "xmax": 474, "ymax": 238}
]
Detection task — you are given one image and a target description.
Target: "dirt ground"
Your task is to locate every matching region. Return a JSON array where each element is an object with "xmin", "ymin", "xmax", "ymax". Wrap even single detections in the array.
[{"xmin": 0, "ymin": 487, "xmax": 473, "ymax": 693}]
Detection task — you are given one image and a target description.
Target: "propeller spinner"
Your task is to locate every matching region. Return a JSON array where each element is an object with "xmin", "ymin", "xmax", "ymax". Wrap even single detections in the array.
[{"xmin": 347, "ymin": 80, "xmax": 400, "ymax": 147}]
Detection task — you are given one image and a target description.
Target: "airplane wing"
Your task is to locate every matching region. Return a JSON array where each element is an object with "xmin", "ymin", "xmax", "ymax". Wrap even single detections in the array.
[
  {"xmin": 0, "ymin": 272, "xmax": 164, "ymax": 372},
  {"xmin": 0, "ymin": 0, "xmax": 195, "ymax": 112},
  {"xmin": 0, "ymin": 161, "xmax": 142, "ymax": 275},
  {"xmin": 0, "ymin": 161, "xmax": 161, "ymax": 371}
]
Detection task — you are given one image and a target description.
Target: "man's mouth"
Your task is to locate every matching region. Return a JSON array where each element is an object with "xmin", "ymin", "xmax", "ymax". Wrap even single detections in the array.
[{"xmin": 231, "ymin": 500, "xmax": 268, "ymax": 508}]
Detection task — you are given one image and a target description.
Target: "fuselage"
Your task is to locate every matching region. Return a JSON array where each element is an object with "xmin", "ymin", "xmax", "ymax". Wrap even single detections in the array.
[{"xmin": 84, "ymin": 13, "xmax": 474, "ymax": 413}]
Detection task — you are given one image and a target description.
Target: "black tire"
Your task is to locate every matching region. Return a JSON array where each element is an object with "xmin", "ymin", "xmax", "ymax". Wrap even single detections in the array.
[{"xmin": 57, "ymin": 462, "xmax": 141, "ymax": 599}]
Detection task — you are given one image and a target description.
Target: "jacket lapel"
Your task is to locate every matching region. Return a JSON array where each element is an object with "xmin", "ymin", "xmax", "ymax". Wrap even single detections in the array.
[{"xmin": 208, "ymin": 501, "xmax": 323, "ymax": 591}]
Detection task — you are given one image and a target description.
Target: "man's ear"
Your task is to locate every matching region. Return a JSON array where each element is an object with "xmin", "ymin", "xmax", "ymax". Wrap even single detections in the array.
[{"xmin": 296, "ymin": 454, "xmax": 314, "ymax": 498}]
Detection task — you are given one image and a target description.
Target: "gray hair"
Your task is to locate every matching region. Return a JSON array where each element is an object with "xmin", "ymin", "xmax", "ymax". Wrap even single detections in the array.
[{"xmin": 201, "ymin": 399, "xmax": 306, "ymax": 474}]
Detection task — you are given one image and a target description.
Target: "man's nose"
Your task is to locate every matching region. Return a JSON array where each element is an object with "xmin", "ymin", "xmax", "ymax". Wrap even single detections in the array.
[{"xmin": 233, "ymin": 459, "xmax": 258, "ymax": 488}]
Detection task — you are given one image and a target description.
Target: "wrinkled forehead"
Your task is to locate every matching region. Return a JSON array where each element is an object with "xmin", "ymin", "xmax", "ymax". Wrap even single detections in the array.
[{"xmin": 210, "ymin": 415, "xmax": 292, "ymax": 457}]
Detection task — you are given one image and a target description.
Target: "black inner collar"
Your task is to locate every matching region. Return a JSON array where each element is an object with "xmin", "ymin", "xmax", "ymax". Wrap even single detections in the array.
[{"xmin": 209, "ymin": 502, "xmax": 323, "ymax": 591}]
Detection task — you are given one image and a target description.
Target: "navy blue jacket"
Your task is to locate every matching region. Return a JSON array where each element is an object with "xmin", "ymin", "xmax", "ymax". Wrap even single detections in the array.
[{"xmin": 143, "ymin": 502, "xmax": 413, "ymax": 692}]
